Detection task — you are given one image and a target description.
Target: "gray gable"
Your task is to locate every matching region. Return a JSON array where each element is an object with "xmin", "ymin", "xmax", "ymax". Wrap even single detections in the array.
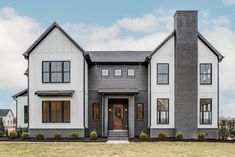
[
  {"xmin": 0, "ymin": 109, "xmax": 11, "ymax": 117},
  {"xmin": 87, "ymin": 51, "xmax": 152, "ymax": 63}
]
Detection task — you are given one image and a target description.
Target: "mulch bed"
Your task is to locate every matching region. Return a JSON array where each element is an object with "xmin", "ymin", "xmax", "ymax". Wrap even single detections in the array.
[
  {"xmin": 130, "ymin": 137, "xmax": 235, "ymax": 143},
  {"xmin": 0, "ymin": 137, "xmax": 107, "ymax": 142}
]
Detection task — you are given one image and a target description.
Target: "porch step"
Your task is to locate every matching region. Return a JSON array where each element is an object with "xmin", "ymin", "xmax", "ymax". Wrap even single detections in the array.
[{"xmin": 108, "ymin": 130, "xmax": 128, "ymax": 140}]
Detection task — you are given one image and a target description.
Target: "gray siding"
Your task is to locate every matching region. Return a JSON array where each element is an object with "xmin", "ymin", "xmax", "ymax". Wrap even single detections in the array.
[
  {"xmin": 88, "ymin": 64, "xmax": 148, "ymax": 136},
  {"xmin": 29, "ymin": 129, "xmax": 85, "ymax": 138},
  {"xmin": 174, "ymin": 11, "xmax": 198, "ymax": 138}
]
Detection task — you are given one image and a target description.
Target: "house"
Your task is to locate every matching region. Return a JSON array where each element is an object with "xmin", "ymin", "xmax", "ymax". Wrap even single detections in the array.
[
  {"xmin": 13, "ymin": 10, "xmax": 224, "ymax": 139},
  {"xmin": 0, "ymin": 109, "xmax": 15, "ymax": 131}
]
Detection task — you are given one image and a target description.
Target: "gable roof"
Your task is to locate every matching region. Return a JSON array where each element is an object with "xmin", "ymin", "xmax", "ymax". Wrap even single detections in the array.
[
  {"xmin": 12, "ymin": 89, "xmax": 28, "ymax": 99},
  {"xmin": 87, "ymin": 51, "xmax": 151, "ymax": 63},
  {"xmin": 23, "ymin": 22, "xmax": 86, "ymax": 59},
  {"xmin": 147, "ymin": 31, "xmax": 224, "ymax": 62},
  {"xmin": 0, "ymin": 109, "xmax": 13, "ymax": 117},
  {"xmin": 198, "ymin": 32, "xmax": 224, "ymax": 61}
]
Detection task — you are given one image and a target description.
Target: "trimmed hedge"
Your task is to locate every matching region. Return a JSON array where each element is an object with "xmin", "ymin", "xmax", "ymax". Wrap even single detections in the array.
[
  {"xmin": 9, "ymin": 131, "xmax": 17, "ymax": 139},
  {"xmin": 175, "ymin": 132, "xmax": 184, "ymax": 140},
  {"xmin": 21, "ymin": 132, "xmax": 29, "ymax": 140},
  {"xmin": 139, "ymin": 131, "xmax": 148, "ymax": 140},
  {"xmin": 158, "ymin": 132, "xmax": 167, "ymax": 140},
  {"xmin": 198, "ymin": 132, "xmax": 206, "ymax": 140},
  {"xmin": 36, "ymin": 133, "xmax": 45, "ymax": 140},
  {"xmin": 70, "ymin": 132, "xmax": 79, "ymax": 140},
  {"xmin": 90, "ymin": 130, "xmax": 97, "ymax": 139}
]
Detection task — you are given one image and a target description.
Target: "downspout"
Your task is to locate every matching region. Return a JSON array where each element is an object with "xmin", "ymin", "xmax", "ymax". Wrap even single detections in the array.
[
  {"xmin": 149, "ymin": 62, "xmax": 151, "ymax": 130},
  {"xmin": 217, "ymin": 60, "xmax": 220, "ymax": 139},
  {"xmin": 27, "ymin": 59, "xmax": 29, "ymax": 131},
  {"xmin": 83, "ymin": 57, "xmax": 86, "ymax": 137}
]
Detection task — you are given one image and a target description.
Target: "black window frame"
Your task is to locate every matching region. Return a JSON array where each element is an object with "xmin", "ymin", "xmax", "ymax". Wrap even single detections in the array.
[
  {"xmin": 92, "ymin": 103, "xmax": 101, "ymax": 120},
  {"xmin": 157, "ymin": 98, "xmax": 169, "ymax": 124},
  {"xmin": 136, "ymin": 103, "xmax": 144, "ymax": 120},
  {"xmin": 200, "ymin": 99, "xmax": 212, "ymax": 125},
  {"xmin": 42, "ymin": 101, "xmax": 70, "ymax": 123},
  {"xmin": 157, "ymin": 63, "xmax": 169, "ymax": 85},
  {"xmin": 200, "ymin": 63, "xmax": 212, "ymax": 85},
  {"xmin": 42, "ymin": 61, "xmax": 70, "ymax": 83},
  {"xmin": 101, "ymin": 69, "xmax": 109, "ymax": 77},
  {"xmin": 24, "ymin": 105, "xmax": 28, "ymax": 123}
]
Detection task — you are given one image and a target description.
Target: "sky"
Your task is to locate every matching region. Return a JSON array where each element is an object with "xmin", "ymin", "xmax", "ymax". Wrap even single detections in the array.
[{"xmin": 0, "ymin": 0, "xmax": 235, "ymax": 117}]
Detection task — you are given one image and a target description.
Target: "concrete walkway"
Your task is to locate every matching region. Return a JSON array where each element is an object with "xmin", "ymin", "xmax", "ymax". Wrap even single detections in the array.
[{"xmin": 106, "ymin": 140, "xmax": 130, "ymax": 144}]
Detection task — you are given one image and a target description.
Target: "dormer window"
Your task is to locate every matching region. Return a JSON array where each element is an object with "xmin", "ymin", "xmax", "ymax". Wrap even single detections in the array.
[{"xmin": 42, "ymin": 61, "xmax": 70, "ymax": 83}]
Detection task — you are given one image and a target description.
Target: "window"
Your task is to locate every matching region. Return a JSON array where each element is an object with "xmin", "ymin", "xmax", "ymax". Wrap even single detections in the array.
[
  {"xmin": 136, "ymin": 103, "xmax": 144, "ymax": 120},
  {"xmin": 42, "ymin": 61, "xmax": 70, "ymax": 83},
  {"xmin": 157, "ymin": 99, "xmax": 169, "ymax": 124},
  {"xmin": 127, "ymin": 69, "xmax": 135, "ymax": 76},
  {"xmin": 114, "ymin": 69, "xmax": 122, "ymax": 76},
  {"xmin": 157, "ymin": 63, "xmax": 169, "ymax": 84},
  {"xmin": 42, "ymin": 101, "xmax": 70, "ymax": 123},
  {"xmin": 101, "ymin": 69, "xmax": 109, "ymax": 77},
  {"xmin": 200, "ymin": 99, "xmax": 212, "ymax": 124},
  {"xmin": 92, "ymin": 103, "xmax": 101, "ymax": 120},
  {"xmin": 200, "ymin": 64, "xmax": 212, "ymax": 85},
  {"xmin": 24, "ymin": 106, "xmax": 28, "ymax": 123}
]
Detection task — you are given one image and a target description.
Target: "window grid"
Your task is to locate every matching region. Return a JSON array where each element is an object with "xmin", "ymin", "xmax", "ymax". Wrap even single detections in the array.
[
  {"xmin": 157, "ymin": 63, "xmax": 169, "ymax": 84},
  {"xmin": 136, "ymin": 103, "xmax": 144, "ymax": 120},
  {"xmin": 157, "ymin": 98, "xmax": 169, "ymax": 124},
  {"xmin": 200, "ymin": 99, "xmax": 212, "ymax": 124},
  {"xmin": 127, "ymin": 69, "xmax": 135, "ymax": 76},
  {"xmin": 92, "ymin": 103, "xmax": 101, "ymax": 120},
  {"xmin": 200, "ymin": 63, "xmax": 212, "ymax": 85}
]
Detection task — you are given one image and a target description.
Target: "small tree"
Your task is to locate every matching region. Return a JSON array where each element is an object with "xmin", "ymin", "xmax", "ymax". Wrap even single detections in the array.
[{"xmin": 0, "ymin": 117, "xmax": 5, "ymax": 136}]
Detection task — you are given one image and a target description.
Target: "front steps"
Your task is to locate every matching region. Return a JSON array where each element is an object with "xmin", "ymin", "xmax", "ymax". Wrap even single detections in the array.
[{"xmin": 108, "ymin": 130, "xmax": 128, "ymax": 140}]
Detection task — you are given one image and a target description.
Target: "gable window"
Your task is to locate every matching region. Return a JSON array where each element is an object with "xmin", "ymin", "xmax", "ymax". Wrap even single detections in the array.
[
  {"xmin": 92, "ymin": 103, "xmax": 101, "ymax": 120},
  {"xmin": 24, "ymin": 106, "xmax": 29, "ymax": 123},
  {"xmin": 157, "ymin": 63, "xmax": 169, "ymax": 84},
  {"xmin": 114, "ymin": 69, "xmax": 122, "ymax": 76},
  {"xmin": 157, "ymin": 99, "xmax": 169, "ymax": 124},
  {"xmin": 101, "ymin": 69, "xmax": 109, "ymax": 77},
  {"xmin": 127, "ymin": 69, "xmax": 135, "ymax": 76},
  {"xmin": 200, "ymin": 99, "xmax": 212, "ymax": 124},
  {"xmin": 200, "ymin": 63, "xmax": 212, "ymax": 85},
  {"xmin": 136, "ymin": 103, "xmax": 144, "ymax": 120},
  {"xmin": 42, "ymin": 101, "xmax": 70, "ymax": 123},
  {"xmin": 42, "ymin": 61, "xmax": 70, "ymax": 83}
]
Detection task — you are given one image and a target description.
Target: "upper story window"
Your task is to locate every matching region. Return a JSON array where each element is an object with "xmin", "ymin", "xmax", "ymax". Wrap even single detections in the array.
[
  {"xmin": 157, "ymin": 63, "xmax": 169, "ymax": 84},
  {"xmin": 200, "ymin": 63, "xmax": 212, "ymax": 85},
  {"xmin": 127, "ymin": 69, "xmax": 135, "ymax": 76},
  {"xmin": 200, "ymin": 99, "xmax": 212, "ymax": 124},
  {"xmin": 42, "ymin": 61, "xmax": 70, "ymax": 83},
  {"xmin": 101, "ymin": 69, "xmax": 109, "ymax": 77},
  {"xmin": 114, "ymin": 69, "xmax": 122, "ymax": 76},
  {"xmin": 157, "ymin": 98, "xmax": 169, "ymax": 124}
]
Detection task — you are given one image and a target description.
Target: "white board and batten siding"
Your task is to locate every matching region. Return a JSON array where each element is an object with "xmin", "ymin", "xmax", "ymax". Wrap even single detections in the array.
[
  {"xmin": 198, "ymin": 39, "xmax": 218, "ymax": 129},
  {"xmin": 28, "ymin": 27, "xmax": 86, "ymax": 129},
  {"xmin": 150, "ymin": 36, "xmax": 175, "ymax": 129},
  {"xmin": 16, "ymin": 96, "xmax": 28, "ymax": 128}
]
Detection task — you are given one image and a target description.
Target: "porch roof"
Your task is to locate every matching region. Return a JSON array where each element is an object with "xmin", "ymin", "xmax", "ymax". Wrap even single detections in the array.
[
  {"xmin": 98, "ymin": 88, "xmax": 139, "ymax": 95},
  {"xmin": 35, "ymin": 90, "xmax": 75, "ymax": 97}
]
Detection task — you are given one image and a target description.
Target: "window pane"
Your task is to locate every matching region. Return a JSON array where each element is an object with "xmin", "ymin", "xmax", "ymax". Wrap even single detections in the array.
[
  {"xmin": 157, "ymin": 64, "xmax": 169, "ymax": 84},
  {"xmin": 200, "ymin": 64, "xmax": 212, "ymax": 84},
  {"xmin": 51, "ymin": 73, "xmax": 62, "ymax": 82},
  {"xmin": 43, "ymin": 73, "xmax": 50, "ymax": 82},
  {"xmin": 200, "ymin": 99, "xmax": 212, "ymax": 124},
  {"xmin": 157, "ymin": 99, "xmax": 169, "ymax": 124},
  {"xmin": 157, "ymin": 75, "xmax": 168, "ymax": 84},
  {"xmin": 64, "ymin": 72, "xmax": 70, "ymax": 82},
  {"xmin": 158, "ymin": 64, "xmax": 168, "ymax": 73},
  {"xmin": 63, "ymin": 102, "xmax": 70, "ymax": 122},
  {"xmin": 24, "ymin": 106, "xmax": 28, "ymax": 123},
  {"xmin": 42, "ymin": 102, "xmax": 50, "ymax": 122},
  {"xmin": 128, "ymin": 69, "xmax": 135, "ymax": 76},
  {"xmin": 115, "ymin": 69, "xmax": 122, "ymax": 76},
  {"xmin": 101, "ymin": 69, "xmax": 109, "ymax": 76},
  {"xmin": 51, "ymin": 62, "xmax": 62, "ymax": 72},
  {"xmin": 43, "ymin": 62, "xmax": 50, "ymax": 72},
  {"xmin": 64, "ymin": 62, "xmax": 70, "ymax": 72},
  {"xmin": 93, "ymin": 103, "xmax": 100, "ymax": 120},
  {"xmin": 136, "ymin": 103, "xmax": 144, "ymax": 120}
]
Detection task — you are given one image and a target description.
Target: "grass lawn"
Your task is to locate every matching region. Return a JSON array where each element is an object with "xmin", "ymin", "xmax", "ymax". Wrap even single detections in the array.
[{"xmin": 0, "ymin": 142, "xmax": 235, "ymax": 157}]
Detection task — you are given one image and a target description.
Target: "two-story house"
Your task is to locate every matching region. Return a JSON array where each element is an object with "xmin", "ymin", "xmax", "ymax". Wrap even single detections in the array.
[{"xmin": 13, "ymin": 10, "xmax": 224, "ymax": 139}]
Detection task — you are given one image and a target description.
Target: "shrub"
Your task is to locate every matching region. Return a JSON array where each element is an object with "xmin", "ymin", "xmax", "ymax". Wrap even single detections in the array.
[
  {"xmin": 5, "ymin": 129, "xmax": 8, "ymax": 136},
  {"xmin": 90, "ymin": 130, "xmax": 97, "ymax": 139},
  {"xmin": 229, "ymin": 129, "xmax": 235, "ymax": 138},
  {"xmin": 21, "ymin": 132, "xmax": 29, "ymax": 140},
  {"xmin": 220, "ymin": 127, "xmax": 230, "ymax": 140},
  {"xmin": 158, "ymin": 132, "xmax": 167, "ymax": 140},
  {"xmin": 139, "ymin": 131, "xmax": 148, "ymax": 140},
  {"xmin": 36, "ymin": 133, "xmax": 45, "ymax": 140},
  {"xmin": 70, "ymin": 132, "xmax": 79, "ymax": 140},
  {"xmin": 16, "ymin": 128, "xmax": 23, "ymax": 136},
  {"xmin": 54, "ymin": 133, "xmax": 62, "ymax": 140},
  {"xmin": 175, "ymin": 132, "xmax": 184, "ymax": 140},
  {"xmin": 197, "ymin": 132, "xmax": 206, "ymax": 140},
  {"xmin": 9, "ymin": 131, "xmax": 17, "ymax": 139}
]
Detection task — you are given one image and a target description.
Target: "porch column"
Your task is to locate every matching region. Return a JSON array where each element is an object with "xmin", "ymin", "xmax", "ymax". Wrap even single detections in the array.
[{"xmin": 129, "ymin": 96, "xmax": 135, "ymax": 138}]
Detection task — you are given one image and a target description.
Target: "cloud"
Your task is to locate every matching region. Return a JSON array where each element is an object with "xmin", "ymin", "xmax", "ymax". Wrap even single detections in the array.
[
  {"xmin": 0, "ymin": 7, "xmax": 41, "ymax": 90},
  {"xmin": 222, "ymin": 0, "xmax": 235, "ymax": 5}
]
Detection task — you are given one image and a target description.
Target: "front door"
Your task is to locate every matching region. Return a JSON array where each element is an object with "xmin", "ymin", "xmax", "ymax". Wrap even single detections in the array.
[{"xmin": 112, "ymin": 104, "xmax": 123, "ymax": 130}]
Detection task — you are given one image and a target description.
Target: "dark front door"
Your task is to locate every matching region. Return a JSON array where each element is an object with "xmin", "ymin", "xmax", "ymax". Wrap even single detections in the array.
[{"xmin": 112, "ymin": 104, "xmax": 124, "ymax": 130}]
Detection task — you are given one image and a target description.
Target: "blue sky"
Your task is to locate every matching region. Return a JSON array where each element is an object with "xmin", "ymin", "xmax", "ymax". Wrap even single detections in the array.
[{"xmin": 0, "ymin": 0, "xmax": 235, "ymax": 117}]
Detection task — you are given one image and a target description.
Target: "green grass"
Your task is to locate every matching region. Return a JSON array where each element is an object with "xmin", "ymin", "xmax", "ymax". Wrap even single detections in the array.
[{"xmin": 0, "ymin": 142, "xmax": 235, "ymax": 157}]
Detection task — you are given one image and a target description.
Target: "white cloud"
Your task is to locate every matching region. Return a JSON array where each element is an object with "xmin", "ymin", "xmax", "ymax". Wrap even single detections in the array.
[
  {"xmin": 0, "ymin": 7, "xmax": 41, "ymax": 90},
  {"xmin": 222, "ymin": 0, "xmax": 235, "ymax": 5}
]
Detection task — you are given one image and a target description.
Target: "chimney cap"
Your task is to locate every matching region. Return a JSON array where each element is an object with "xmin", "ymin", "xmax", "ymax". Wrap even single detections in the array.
[{"xmin": 174, "ymin": 10, "xmax": 198, "ymax": 17}]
